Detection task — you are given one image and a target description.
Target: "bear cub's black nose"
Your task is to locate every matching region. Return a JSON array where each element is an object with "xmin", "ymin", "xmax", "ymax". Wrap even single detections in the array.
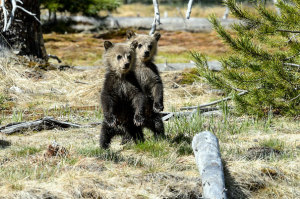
[
  {"xmin": 144, "ymin": 51, "xmax": 150, "ymax": 57},
  {"xmin": 124, "ymin": 63, "xmax": 130, "ymax": 69}
]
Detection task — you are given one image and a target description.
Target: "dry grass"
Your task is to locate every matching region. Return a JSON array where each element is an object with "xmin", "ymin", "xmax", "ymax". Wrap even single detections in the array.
[
  {"xmin": 44, "ymin": 31, "xmax": 228, "ymax": 66},
  {"xmin": 0, "ymin": 30, "xmax": 299, "ymax": 198}
]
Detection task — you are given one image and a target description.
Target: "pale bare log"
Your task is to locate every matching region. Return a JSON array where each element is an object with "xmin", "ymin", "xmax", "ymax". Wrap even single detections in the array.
[
  {"xmin": 186, "ymin": 0, "xmax": 194, "ymax": 19},
  {"xmin": 192, "ymin": 131, "xmax": 227, "ymax": 199},
  {"xmin": 0, "ymin": 117, "xmax": 101, "ymax": 135},
  {"xmin": 180, "ymin": 91, "xmax": 248, "ymax": 110}
]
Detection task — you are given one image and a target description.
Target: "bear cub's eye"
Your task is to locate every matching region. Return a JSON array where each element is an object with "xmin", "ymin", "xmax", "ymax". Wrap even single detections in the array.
[
  {"xmin": 138, "ymin": 44, "xmax": 142, "ymax": 48},
  {"xmin": 148, "ymin": 44, "xmax": 152, "ymax": 49},
  {"xmin": 117, "ymin": 55, "xmax": 122, "ymax": 60},
  {"xmin": 127, "ymin": 55, "xmax": 131, "ymax": 60}
]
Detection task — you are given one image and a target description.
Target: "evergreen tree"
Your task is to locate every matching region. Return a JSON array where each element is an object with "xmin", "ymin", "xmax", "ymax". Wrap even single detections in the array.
[{"xmin": 192, "ymin": 0, "xmax": 300, "ymax": 116}]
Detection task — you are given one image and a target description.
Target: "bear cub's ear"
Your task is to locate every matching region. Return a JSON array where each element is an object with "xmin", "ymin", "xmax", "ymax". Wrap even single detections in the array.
[
  {"xmin": 152, "ymin": 32, "xmax": 161, "ymax": 41},
  {"xmin": 126, "ymin": 30, "xmax": 136, "ymax": 39},
  {"xmin": 130, "ymin": 40, "xmax": 138, "ymax": 50},
  {"xmin": 104, "ymin": 41, "xmax": 113, "ymax": 50}
]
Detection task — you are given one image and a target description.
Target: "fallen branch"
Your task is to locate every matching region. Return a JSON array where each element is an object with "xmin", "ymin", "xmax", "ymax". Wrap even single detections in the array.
[
  {"xmin": 0, "ymin": 117, "xmax": 101, "ymax": 135},
  {"xmin": 180, "ymin": 90, "xmax": 248, "ymax": 110},
  {"xmin": 287, "ymin": 33, "xmax": 299, "ymax": 43},
  {"xmin": 276, "ymin": 29, "xmax": 300, "ymax": 33},
  {"xmin": 290, "ymin": 94, "xmax": 300, "ymax": 101},
  {"xmin": 48, "ymin": 54, "xmax": 62, "ymax": 63},
  {"xmin": 283, "ymin": 52, "xmax": 300, "ymax": 61},
  {"xmin": 161, "ymin": 106, "xmax": 224, "ymax": 121},
  {"xmin": 170, "ymin": 80, "xmax": 194, "ymax": 97},
  {"xmin": 284, "ymin": 63, "xmax": 300, "ymax": 68},
  {"xmin": 192, "ymin": 131, "xmax": 227, "ymax": 199}
]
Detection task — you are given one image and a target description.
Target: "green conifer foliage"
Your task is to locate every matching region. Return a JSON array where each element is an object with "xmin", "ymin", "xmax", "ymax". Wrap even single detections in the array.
[{"xmin": 192, "ymin": 0, "xmax": 300, "ymax": 116}]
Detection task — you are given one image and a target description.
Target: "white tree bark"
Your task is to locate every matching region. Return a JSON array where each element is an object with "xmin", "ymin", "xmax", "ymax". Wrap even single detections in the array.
[
  {"xmin": 1, "ymin": 0, "xmax": 40, "ymax": 32},
  {"xmin": 223, "ymin": 7, "xmax": 230, "ymax": 20},
  {"xmin": 186, "ymin": 0, "xmax": 194, "ymax": 19},
  {"xmin": 149, "ymin": 0, "xmax": 160, "ymax": 35},
  {"xmin": 192, "ymin": 131, "xmax": 227, "ymax": 199}
]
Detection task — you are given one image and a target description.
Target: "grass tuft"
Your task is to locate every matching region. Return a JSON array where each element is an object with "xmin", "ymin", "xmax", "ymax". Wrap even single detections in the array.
[{"xmin": 10, "ymin": 146, "xmax": 42, "ymax": 157}]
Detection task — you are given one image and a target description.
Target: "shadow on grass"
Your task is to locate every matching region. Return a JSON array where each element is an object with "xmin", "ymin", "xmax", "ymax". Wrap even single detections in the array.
[
  {"xmin": 0, "ymin": 139, "xmax": 11, "ymax": 149},
  {"xmin": 223, "ymin": 161, "xmax": 249, "ymax": 199}
]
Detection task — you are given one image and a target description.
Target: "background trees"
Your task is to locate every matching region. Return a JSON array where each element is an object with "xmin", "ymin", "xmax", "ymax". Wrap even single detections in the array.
[
  {"xmin": 193, "ymin": 0, "xmax": 300, "ymax": 116},
  {"xmin": 41, "ymin": 0, "xmax": 121, "ymax": 18},
  {"xmin": 0, "ymin": 0, "xmax": 121, "ymax": 59}
]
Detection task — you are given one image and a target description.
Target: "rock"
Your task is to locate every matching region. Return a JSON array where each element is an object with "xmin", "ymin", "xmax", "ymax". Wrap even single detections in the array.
[
  {"xmin": 207, "ymin": 60, "xmax": 223, "ymax": 71},
  {"xmin": 207, "ymin": 89, "xmax": 225, "ymax": 96},
  {"xmin": 9, "ymin": 86, "xmax": 23, "ymax": 94}
]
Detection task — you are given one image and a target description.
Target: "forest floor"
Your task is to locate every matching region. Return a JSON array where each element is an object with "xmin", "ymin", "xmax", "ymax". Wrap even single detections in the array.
[{"xmin": 0, "ymin": 30, "xmax": 299, "ymax": 199}]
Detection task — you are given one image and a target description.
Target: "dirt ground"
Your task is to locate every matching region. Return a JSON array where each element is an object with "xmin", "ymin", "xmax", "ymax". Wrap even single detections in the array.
[{"xmin": 44, "ymin": 31, "xmax": 228, "ymax": 66}]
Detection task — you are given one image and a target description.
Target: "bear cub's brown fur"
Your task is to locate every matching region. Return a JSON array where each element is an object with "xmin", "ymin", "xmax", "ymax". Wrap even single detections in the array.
[
  {"xmin": 100, "ymin": 40, "xmax": 146, "ymax": 149},
  {"xmin": 126, "ymin": 30, "xmax": 165, "ymax": 139}
]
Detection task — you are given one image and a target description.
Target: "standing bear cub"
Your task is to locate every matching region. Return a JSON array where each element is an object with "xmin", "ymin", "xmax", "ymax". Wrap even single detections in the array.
[
  {"xmin": 125, "ymin": 30, "xmax": 165, "ymax": 139},
  {"xmin": 100, "ymin": 40, "xmax": 146, "ymax": 149}
]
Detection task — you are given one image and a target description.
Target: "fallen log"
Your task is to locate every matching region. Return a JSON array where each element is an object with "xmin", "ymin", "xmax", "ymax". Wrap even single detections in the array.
[
  {"xmin": 192, "ymin": 131, "xmax": 227, "ymax": 199},
  {"xmin": 161, "ymin": 106, "xmax": 227, "ymax": 121},
  {"xmin": 181, "ymin": 91, "xmax": 248, "ymax": 110},
  {"xmin": 0, "ymin": 117, "xmax": 100, "ymax": 135}
]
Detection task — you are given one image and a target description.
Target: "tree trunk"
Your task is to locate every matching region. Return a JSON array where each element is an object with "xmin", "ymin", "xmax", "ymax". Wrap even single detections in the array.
[{"xmin": 0, "ymin": 0, "xmax": 47, "ymax": 59}]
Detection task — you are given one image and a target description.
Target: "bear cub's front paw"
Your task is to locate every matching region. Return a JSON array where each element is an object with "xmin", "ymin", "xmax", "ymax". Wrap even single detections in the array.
[
  {"xmin": 105, "ymin": 114, "xmax": 116, "ymax": 127},
  {"xmin": 134, "ymin": 114, "xmax": 145, "ymax": 126},
  {"xmin": 153, "ymin": 102, "xmax": 164, "ymax": 112}
]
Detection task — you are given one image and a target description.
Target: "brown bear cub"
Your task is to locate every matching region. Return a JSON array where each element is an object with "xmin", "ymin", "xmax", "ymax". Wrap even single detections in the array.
[
  {"xmin": 125, "ymin": 30, "xmax": 165, "ymax": 140},
  {"xmin": 100, "ymin": 40, "xmax": 146, "ymax": 149}
]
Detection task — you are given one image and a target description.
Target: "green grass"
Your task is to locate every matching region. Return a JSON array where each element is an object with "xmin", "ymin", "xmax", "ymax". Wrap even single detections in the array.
[
  {"xmin": 259, "ymin": 138, "xmax": 285, "ymax": 151},
  {"xmin": 10, "ymin": 146, "xmax": 42, "ymax": 157},
  {"xmin": 77, "ymin": 145, "xmax": 143, "ymax": 167},
  {"xmin": 131, "ymin": 139, "xmax": 171, "ymax": 158},
  {"xmin": 156, "ymin": 52, "xmax": 191, "ymax": 63}
]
